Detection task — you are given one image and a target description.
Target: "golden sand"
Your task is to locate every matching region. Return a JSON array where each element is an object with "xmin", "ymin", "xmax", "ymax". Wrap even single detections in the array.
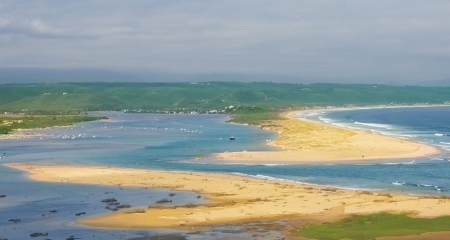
[
  {"xmin": 6, "ymin": 163, "xmax": 450, "ymax": 230},
  {"xmin": 213, "ymin": 113, "xmax": 439, "ymax": 162}
]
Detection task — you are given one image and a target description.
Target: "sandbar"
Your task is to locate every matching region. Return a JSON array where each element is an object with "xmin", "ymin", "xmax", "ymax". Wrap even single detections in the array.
[
  {"xmin": 214, "ymin": 111, "xmax": 440, "ymax": 162},
  {"xmin": 6, "ymin": 163, "xmax": 450, "ymax": 230}
]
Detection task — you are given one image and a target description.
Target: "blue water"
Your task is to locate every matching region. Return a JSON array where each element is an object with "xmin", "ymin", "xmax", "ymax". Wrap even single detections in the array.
[
  {"xmin": 1, "ymin": 107, "xmax": 450, "ymax": 239},
  {"xmin": 294, "ymin": 106, "xmax": 450, "ymax": 193}
]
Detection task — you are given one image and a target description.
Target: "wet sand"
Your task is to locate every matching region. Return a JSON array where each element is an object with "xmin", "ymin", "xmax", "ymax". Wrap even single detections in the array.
[
  {"xmin": 214, "ymin": 112, "xmax": 440, "ymax": 162},
  {"xmin": 6, "ymin": 163, "xmax": 450, "ymax": 230}
]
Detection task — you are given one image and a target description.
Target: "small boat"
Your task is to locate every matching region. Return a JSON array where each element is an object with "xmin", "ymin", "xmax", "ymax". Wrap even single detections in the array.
[{"xmin": 230, "ymin": 136, "xmax": 235, "ymax": 140}]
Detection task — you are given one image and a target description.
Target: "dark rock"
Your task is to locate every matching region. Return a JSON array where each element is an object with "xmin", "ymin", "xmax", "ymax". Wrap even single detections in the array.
[
  {"xmin": 101, "ymin": 198, "xmax": 117, "ymax": 203},
  {"xmin": 156, "ymin": 198, "xmax": 172, "ymax": 204},
  {"xmin": 0, "ymin": 195, "xmax": 5, "ymax": 198},
  {"xmin": 8, "ymin": 218, "xmax": 21, "ymax": 223},
  {"xmin": 145, "ymin": 234, "xmax": 186, "ymax": 240},
  {"xmin": 75, "ymin": 212, "xmax": 86, "ymax": 216},
  {"xmin": 169, "ymin": 193, "xmax": 175, "ymax": 196},
  {"xmin": 197, "ymin": 195, "xmax": 201, "ymax": 199},
  {"xmin": 117, "ymin": 204, "xmax": 131, "ymax": 209},
  {"xmin": 66, "ymin": 236, "xmax": 79, "ymax": 240},
  {"xmin": 108, "ymin": 202, "xmax": 120, "ymax": 205},
  {"xmin": 182, "ymin": 203, "xmax": 198, "ymax": 208},
  {"xmin": 0, "ymin": 238, "xmax": 8, "ymax": 240},
  {"xmin": 30, "ymin": 232, "xmax": 48, "ymax": 237},
  {"xmin": 49, "ymin": 210, "xmax": 58, "ymax": 213},
  {"xmin": 106, "ymin": 206, "xmax": 118, "ymax": 211}
]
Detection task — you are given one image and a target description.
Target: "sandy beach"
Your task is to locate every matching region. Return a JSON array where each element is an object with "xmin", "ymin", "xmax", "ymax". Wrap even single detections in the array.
[
  {"xmin": 214, "ymin": 112, "xmax": 440, "ymax": 162},
  {"xmin": 6, "ymin": 163, "xmax": 450, "ymax": 231}
]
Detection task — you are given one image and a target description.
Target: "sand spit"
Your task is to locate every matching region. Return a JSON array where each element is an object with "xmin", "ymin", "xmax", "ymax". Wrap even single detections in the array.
[
  {"xmin": 6, "ymin": 163, "xmax": 450, "ymax": 230},
  {"xmin": 214, "ymin": 113, "xmax": 440, "ymax": 162}
]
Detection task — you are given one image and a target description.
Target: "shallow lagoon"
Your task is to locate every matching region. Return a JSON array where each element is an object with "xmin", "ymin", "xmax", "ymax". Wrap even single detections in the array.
[{"xmin": 0, "ymin": 114, "xmax": 280, "ymax": 239}]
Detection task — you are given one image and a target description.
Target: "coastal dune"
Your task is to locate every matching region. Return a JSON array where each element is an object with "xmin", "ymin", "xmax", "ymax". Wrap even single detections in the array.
[
  {"xmin": 6, "ymin": 163, "xmax": 450, "ymax": 230},
  {"xmin": 214, "ymin": 114, "xmax": 439, "ymax": 162}
]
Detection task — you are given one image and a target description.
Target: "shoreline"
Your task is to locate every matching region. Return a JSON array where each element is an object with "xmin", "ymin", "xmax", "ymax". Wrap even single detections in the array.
[
  {"xmin": 213, "ymin": 109, "xmax": 440, "ymax": 163},
  {"xmin": 0, "ymin": 129, "xmax": 53, "ymax": 140},
  {"xmin": 0, "ymin": 115, "xmax": 109, "ymax": 140},
  {"xmin": 5, "ymin": 162, "xmax": 450, "ymax": 230}
]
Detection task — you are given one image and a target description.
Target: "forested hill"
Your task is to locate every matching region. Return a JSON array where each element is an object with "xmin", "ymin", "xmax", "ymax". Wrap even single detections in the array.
[{"xmin": 1, "ymin": 82, "xmax": 449, "ymax": 112}]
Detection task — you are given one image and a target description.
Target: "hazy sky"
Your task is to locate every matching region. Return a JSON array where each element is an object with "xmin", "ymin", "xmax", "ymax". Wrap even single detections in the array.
[{"xmin": 1, "ymin": 0, "xmax": 450, "ymax": 83}]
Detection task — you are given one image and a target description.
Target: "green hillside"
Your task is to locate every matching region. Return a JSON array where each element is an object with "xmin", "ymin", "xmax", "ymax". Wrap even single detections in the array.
[{"xmin": 1, "ymin": 82, "xmax": 449, "ymax": 112}]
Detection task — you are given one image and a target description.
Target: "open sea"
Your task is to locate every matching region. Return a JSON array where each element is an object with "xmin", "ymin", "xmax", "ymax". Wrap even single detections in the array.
[{"xmin": 1, "ymin": 106, "xmax": 450, "ymax": 239}]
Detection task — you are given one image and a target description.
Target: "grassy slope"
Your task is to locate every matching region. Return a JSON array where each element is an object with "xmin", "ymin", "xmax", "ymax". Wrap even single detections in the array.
[
  {"xmin": 1, "ymin": 82, "xmax": 450, "ymax": 111},
  {"xmin": 294, "ymin": 213, "xmax": 450, "ymax": 240},
  {"xmin": 226, "ymin": 105, "xmax": 287, "ymax": 126},
  {"xmin": 1, "ymin": 94, "xmax": 126, "ymax": 111}
]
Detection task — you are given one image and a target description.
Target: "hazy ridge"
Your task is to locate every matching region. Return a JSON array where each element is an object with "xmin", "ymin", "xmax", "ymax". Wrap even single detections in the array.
[{"xmin": 1, "ymin": 82, "xmax": 450, "ymax": 112}]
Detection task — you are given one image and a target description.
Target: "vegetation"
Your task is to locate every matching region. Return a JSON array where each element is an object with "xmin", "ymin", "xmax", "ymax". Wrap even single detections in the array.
[
  {"xmin": 0, "ymin": 115, "xmax": 106, "ymax": 134},
  {"xmin": 227, "ymin": 105, "xmax": 287, "ymax": 126},
  {"xmin": 1, "ymin": 82, "xmax": 450, "ymax": 113},
  {"xmin": 2, "ymin": 82, "xmax": 449, "ymax": 127},
  {"xmin": 294, "ymin": 213, "xmax": 450, "ymax": 240}
]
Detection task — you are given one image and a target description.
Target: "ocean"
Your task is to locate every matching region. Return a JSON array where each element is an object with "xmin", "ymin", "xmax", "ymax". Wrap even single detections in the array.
[{"xmin": 1, "ymin": 106, "xmax": 449, "ymax": 239}]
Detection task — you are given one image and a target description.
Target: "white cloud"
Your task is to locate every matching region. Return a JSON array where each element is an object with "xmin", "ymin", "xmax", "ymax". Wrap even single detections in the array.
[
  {"xmin": 30, "ymin": 19, "xmax": 60, "ymax": 34},
  {"xmin": 0, "ymin": 17, "xmax": 9, "ymax": 28}
]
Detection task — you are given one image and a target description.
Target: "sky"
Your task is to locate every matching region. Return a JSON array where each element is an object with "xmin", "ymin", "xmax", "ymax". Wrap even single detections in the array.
[{"xmin": 0, "ymin": 0, "xmax": 450, "ymax": 84}]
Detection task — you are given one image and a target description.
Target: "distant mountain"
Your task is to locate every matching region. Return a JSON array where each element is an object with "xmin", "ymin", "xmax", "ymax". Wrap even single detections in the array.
[
  {"xmin": 190, "ymin": 73, "xmax": 308, "ymax": 83},
  {"xmin": 1, "ymin": 67, "xmax": 447, "ymax": 86},
  {"xmin": 0, "ymin": 68, "xmax": 139, "ymax": 84},
  {"xmin": 0, "ymin": 68, "xmax": 309, "ymax": 84},
  {"xmin": 123, "ymin": 71, "xmax": 309, "ymax": 83}
]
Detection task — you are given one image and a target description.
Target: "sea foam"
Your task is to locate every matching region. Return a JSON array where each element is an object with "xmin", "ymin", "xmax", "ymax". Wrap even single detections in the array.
[{"xmin": 354, "ymin": 121, "xmax": 392, "ymax": 129}]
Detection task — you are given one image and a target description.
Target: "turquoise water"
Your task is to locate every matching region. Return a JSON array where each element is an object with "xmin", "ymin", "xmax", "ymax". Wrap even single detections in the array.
[{"xmin": 1, "ymin": 107, "xmax": 450, "ymax": 239}]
